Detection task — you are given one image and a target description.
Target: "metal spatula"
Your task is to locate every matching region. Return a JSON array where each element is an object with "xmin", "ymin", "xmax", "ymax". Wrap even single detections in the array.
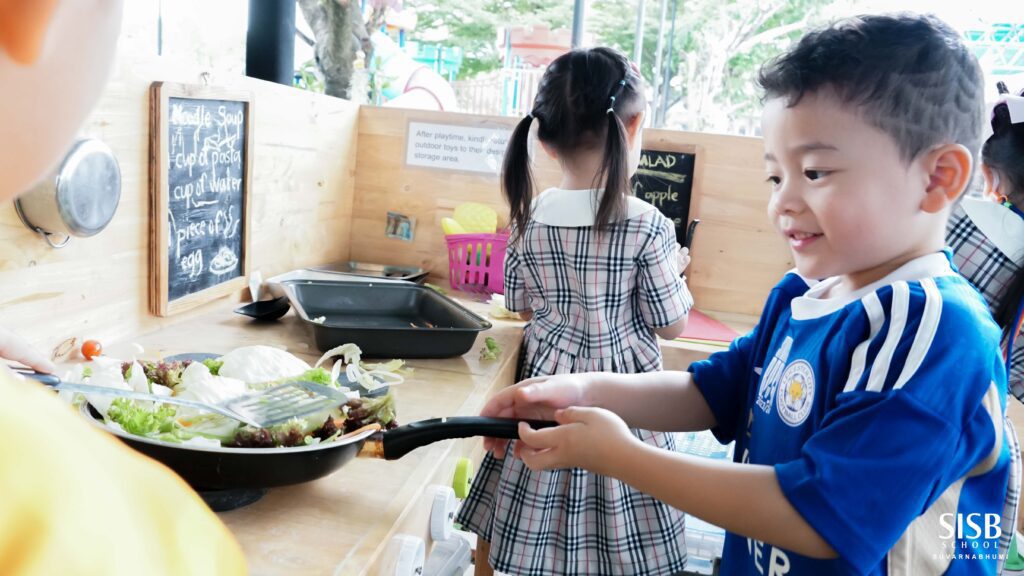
[
  {"xmin": 18, "ymin": 370, "xmax": 348, "ymax": 429},
  {"xmin": 229, "ymin": 380, "xmax": 350, "ymax": 428}
]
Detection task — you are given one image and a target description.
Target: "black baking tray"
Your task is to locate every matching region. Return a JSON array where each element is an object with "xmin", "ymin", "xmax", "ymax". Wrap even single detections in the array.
[{"xmin": 283, "ymin": 280, "xmax": 491, "ymax": 358}]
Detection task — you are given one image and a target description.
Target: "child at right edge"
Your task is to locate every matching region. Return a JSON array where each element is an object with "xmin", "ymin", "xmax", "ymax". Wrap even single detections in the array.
[{"xmin": 480, "ymin": 14, "xmax": 1018, "ymax": 575}]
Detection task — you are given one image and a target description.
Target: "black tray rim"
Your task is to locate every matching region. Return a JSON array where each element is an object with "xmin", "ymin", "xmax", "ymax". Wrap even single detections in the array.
[{"xmin": 282, "ymin": 279, "xmax": 493, "ymax": 333}]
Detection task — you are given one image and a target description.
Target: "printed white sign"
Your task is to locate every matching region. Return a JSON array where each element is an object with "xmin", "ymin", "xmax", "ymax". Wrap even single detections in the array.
[{"xmin": 406, "ymin": 121, "xmax": 511, "ymax": 174}]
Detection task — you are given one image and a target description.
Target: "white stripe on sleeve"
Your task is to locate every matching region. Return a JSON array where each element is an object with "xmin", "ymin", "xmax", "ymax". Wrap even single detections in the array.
[
  {"xmin": 893, "ymin": 278, "xmax": 942, "ymax": 390},
  {"xmin": 843, "ymin": 292, "xmax": 886, "ymax": 393},
  {"xmin": 865, "ymin": 281, "xmax": 910, "ymax": 393}
]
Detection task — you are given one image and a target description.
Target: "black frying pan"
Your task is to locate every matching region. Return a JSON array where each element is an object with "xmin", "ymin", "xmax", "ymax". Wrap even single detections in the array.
[{"xmin": 81, "ymin": 409, "xmax": 551, "ymax": 490}]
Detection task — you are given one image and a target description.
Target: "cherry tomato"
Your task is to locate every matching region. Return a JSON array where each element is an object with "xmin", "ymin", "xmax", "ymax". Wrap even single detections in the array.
[{"xmin": 81, "ymin": 339, "xmax": 102, "ymax": 360}]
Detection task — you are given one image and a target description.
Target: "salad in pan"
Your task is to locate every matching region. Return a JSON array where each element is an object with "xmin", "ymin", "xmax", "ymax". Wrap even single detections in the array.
[{"xmin": 60, "ymin": 344, "xmax": 405, "ymax": 448}]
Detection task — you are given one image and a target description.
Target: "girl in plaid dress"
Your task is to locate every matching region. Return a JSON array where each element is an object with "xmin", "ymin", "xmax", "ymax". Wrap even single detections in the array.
[
  {"xmin": 946, "ymin": 84, "xmax": 1024, "ymax": 400},
  {"xmin": 456, "ymin": 47, "xmax": 693, "ymax": 575}
]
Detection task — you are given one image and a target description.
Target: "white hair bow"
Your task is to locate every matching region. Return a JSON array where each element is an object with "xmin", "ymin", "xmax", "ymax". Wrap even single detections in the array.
[{"xmin": 1004, "ymin": 95, "xmax": 1024, "ymax": 125}]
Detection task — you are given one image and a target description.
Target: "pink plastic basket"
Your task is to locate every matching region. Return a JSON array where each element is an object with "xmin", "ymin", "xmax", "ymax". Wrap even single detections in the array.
[{"xmin": 445, "ymin": 231, "xmax": 509, "ymax": 294}]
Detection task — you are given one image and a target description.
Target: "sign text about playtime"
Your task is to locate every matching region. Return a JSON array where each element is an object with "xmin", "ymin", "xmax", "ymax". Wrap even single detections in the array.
[{"xmin": 406, "ymin": 121, "xmax": 511, "ymax": 174}]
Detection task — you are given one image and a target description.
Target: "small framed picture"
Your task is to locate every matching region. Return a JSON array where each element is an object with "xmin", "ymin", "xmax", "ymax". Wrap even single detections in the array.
[{"xmin": 385, "ymin": 211, "xmax": 416, "ymax": 242}]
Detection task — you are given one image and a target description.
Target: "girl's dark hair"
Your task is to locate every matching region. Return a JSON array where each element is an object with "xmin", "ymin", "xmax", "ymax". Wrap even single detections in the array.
[
  {"xmin": 503, "ymin": 47, "xmax": 645, "ymax": 242},
  {"xmin": 986, "ymin": 86, "xmax": 1024, "ymax": 336}
]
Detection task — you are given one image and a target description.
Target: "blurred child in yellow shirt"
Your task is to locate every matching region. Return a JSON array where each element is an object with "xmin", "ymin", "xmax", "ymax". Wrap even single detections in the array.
[{"xmin": 0, "ymin": 1, "xmax": 246, "ymax": 573}]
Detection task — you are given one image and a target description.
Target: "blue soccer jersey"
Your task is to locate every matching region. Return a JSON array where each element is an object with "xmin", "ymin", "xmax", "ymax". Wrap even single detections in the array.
[{"xmin": 690, "ymin": 252, "xmax": 1012, "ymax": 575}]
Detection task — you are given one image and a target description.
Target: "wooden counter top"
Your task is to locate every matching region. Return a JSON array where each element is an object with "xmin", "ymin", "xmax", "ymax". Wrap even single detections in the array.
[
  {"xmin": 661, "ymin": 310, "xmax": 756, "ymax": 371},
  {"xmin": 115, "ymin": 289, "xmax": 747, "ymax": 575},
  {"xmin": 121, "ymin": 294, "xmax": 524, "ymax": 576}
]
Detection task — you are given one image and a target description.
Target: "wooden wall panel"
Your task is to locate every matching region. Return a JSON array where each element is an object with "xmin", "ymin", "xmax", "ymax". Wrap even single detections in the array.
[
  {"xmin": 350, "ymin": 108, "xmax": 561, "ymax": 276},
  {"xmin": 350, "ymin": 108, "xmax": 792, "ymax": 317},
  {"xmin": 0, "ymin": 4, "xmax": 359, "ymax": 357}
]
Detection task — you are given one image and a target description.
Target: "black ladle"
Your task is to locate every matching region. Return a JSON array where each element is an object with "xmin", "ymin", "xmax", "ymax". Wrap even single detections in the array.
[{"xmin": 234, "ymin": 296, "xmax": 290, "ymax": 321}]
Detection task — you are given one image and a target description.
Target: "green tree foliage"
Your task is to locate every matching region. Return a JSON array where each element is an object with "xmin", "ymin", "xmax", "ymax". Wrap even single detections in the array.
[
  {"xmin": 406, "ymin": 0, "xmax": 836, "ymax": 132},
  {"xmin": 591, "ymin": 0, "xmax": 835, "ymax": 133},
  {"xmin": 409, "ymin": 0, "xmax": 573, "ymax": 78}
]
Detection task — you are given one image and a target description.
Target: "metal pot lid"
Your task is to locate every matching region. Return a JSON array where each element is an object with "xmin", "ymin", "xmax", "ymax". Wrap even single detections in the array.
[{"xmin": 55, "ymin": 139, "xmax": 121, "ymax": 237}]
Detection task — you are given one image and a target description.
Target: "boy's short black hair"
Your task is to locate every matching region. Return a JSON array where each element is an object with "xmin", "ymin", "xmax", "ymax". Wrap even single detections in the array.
[{"xmin": 758, "ymin": 13, "xmax": 984, "ymax": 163}]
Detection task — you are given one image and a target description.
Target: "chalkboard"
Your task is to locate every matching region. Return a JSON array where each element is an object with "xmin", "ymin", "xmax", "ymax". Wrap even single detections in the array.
[
  {"xmin": 631, "ymin": 146, "xmax": 698, "ymax": 245},
  {"xmin": 149, "ymin": 82, "xmax": 253, "ymax": 316}
]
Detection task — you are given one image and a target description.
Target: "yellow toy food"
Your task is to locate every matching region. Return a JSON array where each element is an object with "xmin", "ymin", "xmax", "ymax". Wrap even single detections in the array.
[
  {"xmin": 441, "ymin": 217, "xmax": 467, "ymax": 235},
  {"xmin": 453, "ymin": 202, "xmax": 498, "ymax": 234}
]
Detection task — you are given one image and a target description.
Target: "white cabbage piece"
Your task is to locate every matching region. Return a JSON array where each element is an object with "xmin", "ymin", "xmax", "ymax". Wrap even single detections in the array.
[
  {"xmin": 57, "ymin": 366, "xmax": 85, "ymax": 405},
  {"xmin": 172, "ymin": 363, "xmax": 249, "ymax": 436},
  {"xmin": 314, "ymin": 343, "xmax": 363, "ymax": 369},
  {"xmin": 180, "ymin": 436, "xmax": 223, "ymax": 449},
  {"xmin": 340, "ymin": 387, "xmax": 360, "ymax": 401},
  {"xmin": 315, "ymin": 343, "xmax": 404, "ymax": 391},
  {"xmin": 175, "ymin": 362, "xmax": 248, "ymax": 408},
  {"xmin": 218, "ymin": 345, "xmax": 311, "ymax": 384},
  {"xmin": 181, "ymin": 412, "xmax": 244, "ymax": 442},
  {"xmin": 489, "ymin": 294, "xmax": 521, "ymax": 320},
  {"xmin": 76, "ymin": 357, "xmax": 132, "ymax": 417},
  {"xmin": 126, "ymin": 361, "xmax": 150, "ymax": 393}
]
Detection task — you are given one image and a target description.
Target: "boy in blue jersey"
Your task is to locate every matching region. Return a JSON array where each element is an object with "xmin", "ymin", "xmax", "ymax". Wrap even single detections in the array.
[{"xmin": 476, "ymin": 13, "xmax": 1016, "ymax": 576}]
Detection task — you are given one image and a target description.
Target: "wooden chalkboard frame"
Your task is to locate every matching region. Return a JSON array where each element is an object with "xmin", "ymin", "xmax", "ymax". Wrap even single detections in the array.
[
  {"xmin": 634, "ymin": 135, "xmax": 705, "ymax": 247},
  {"xmin": 148, "ymin": 82, "xmax": 254, "ymax": 317}
]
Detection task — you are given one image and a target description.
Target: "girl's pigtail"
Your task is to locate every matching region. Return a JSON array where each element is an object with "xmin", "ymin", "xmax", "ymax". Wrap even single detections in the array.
[
  {"xmin": 503, "ymin": 113, "xmax": 536, "ymax": 244},
  {"xmin": 592, "ymin": 83, "xmax": 629, "ymax": 232}
]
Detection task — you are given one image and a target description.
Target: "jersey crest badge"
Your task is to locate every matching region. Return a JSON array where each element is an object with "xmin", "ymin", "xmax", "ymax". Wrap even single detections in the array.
[{"xmin": 777, "ymin": 359, "xmax": 814, "ymax": 427}]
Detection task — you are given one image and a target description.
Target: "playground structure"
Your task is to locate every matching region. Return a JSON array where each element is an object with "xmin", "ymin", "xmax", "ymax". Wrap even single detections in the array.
[
  {"xmin": 454, "ymin": 24, "xmax": 572, "ymax": 117},
  {"xmin": 966, "ymin": 22, "xmax": 1024, "ymax": 77},
  {"xmin": 361, "ymin": 4, "xmax": 463, "ymax": 111},
  {"xmin": 361, "ymin": 1, "xmax": 574, "ymax": 116},
  {"xmin": 369, "ymin": 31, "xmax": 459, "ymax": 111},
  {"xmin": 964, "ymin": 22, "xmax": 1024, "ymax": 104}
]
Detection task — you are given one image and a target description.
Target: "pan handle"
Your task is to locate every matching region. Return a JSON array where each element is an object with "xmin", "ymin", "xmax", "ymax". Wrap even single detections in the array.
[{"xmin": 382, "ymin": 416, "xmax": 557, "ymax": 460}]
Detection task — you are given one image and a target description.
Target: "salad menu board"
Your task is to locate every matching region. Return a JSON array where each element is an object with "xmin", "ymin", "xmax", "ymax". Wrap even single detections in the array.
[
  {"xmin": 631, "ymin": 145, "xmax": 698, "ymax": 245},
  {"xmin": 149, "ymin": 82, "xmax": 253, "ymax": 316}
]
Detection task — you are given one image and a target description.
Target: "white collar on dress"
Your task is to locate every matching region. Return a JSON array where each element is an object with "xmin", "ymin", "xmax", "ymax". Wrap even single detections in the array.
[
  {"xmin": 790, "ymin": 252, "xmax": 956, "ymax": 320},
  {"xmin": 531, "ymin": 188, "xmax": 657, "ymax": 227},
  {"xmin": 961, "ymin": 196, "xmax": 1024, "ymax": 265}
]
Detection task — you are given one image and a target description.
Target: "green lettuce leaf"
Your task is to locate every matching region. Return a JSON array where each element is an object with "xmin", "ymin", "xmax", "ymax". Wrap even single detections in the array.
[
  {"xmin": 201, "ymin": 358, "xmax": 224, "ymax": 375},
  {"xmin": 293, "ymin": 367, "xmax": 333, "ymax": 386},
  {"xmin": 479, "ymin": 336, "xmax": 501, "ymax": 361},
  {"xmin": 106, "ymin": 398, "xmax": 183, "ymax": 441}
]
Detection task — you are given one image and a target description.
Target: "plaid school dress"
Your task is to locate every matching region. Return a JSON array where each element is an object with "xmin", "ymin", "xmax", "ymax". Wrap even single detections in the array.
[
  {"xmin": 947, "ymin": 199, "xmax": 1024, "ymax": 401},
  {"xmin": 946, "ymin": 198, "xmax": 1023, "ymax": 573},
  {"xmin": 456, "ymin": 189, "xmax": 694, "ymax": 576}
]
